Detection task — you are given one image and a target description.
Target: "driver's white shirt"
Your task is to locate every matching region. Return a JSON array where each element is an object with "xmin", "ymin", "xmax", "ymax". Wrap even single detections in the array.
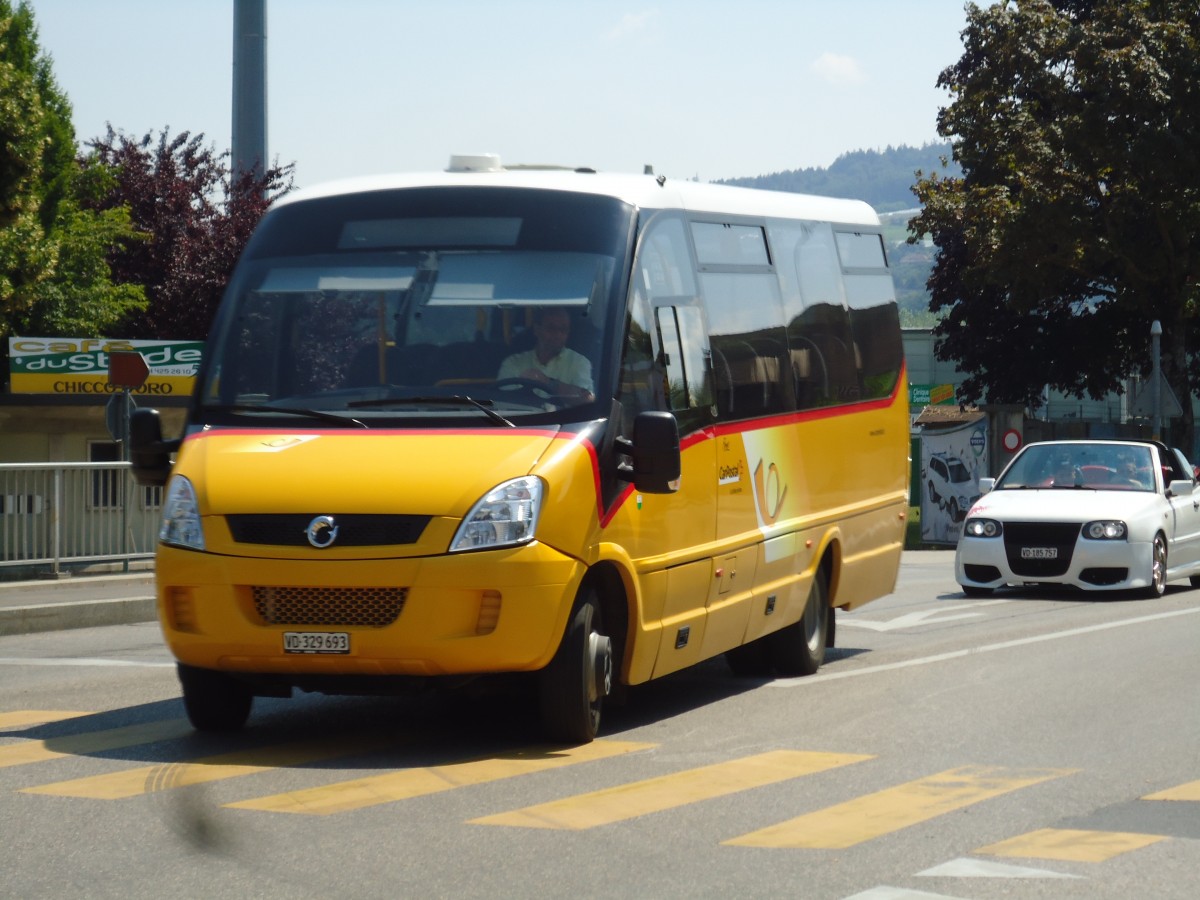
[{"xmin": 497, "ymin": 348, "xmax": 593, "ymax": 393}]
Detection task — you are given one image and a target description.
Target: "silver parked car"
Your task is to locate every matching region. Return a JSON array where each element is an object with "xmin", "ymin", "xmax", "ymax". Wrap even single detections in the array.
[{"xmin": 955, "ymin": 439, "xmax": 1200, "ymax": 598}]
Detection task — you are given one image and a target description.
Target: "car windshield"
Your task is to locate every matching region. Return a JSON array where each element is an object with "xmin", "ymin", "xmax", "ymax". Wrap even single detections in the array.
[
  {"xmin": 945, "ymin": 458, "xmax": 971, "ymax": 483},
  {"xmin": 996, "ymin": 443, "xmax": 1156, "ymax": 491},
  {"xmin": 197, "ymin": 186, "xmax": 632, "ymax": 425}
]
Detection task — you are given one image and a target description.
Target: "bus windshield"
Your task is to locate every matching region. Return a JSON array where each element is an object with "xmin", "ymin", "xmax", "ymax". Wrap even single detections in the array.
[{"xmin": 199, "ymin": 187, "xmax": 633, "ymax": 423}]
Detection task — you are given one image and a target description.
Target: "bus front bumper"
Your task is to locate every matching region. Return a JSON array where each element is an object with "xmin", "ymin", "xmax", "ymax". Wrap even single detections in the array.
[{"xmin": 155, "ymin": 541, "xmax": 585, "ymax": 679}]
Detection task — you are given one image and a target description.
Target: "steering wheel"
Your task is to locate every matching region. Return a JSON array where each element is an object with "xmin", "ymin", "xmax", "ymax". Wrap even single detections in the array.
[{"xmin": 493, "ymin": 377, "xmax": 557, "ymax": 402}]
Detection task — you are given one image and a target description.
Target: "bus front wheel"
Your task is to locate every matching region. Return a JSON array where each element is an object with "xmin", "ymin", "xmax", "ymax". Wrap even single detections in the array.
[
  {"xmin": 539, "ymin": 588, "xmax": 611, "ymax": 744},
  {"xmin": 767, "ymin": 568, "xmax": 829, "ymax": 677},
  {"xmin": 177, "ymin": 663, "xmax": 253, "ymax": 732}
]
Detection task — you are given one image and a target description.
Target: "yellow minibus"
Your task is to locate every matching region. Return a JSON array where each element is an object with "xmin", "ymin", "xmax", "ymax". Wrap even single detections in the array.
[{"xmin": 131, "ymin": 155, "xmax": 909, "ymax": 742}]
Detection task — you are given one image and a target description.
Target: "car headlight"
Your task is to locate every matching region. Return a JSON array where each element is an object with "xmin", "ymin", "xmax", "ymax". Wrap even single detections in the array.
[
  {"xmin": 159, "ymin": 476, "xmax": 205, "ymax": 550},
  {"xmin": 450, "ymin": 476, "xmax": 543, "ymax": 552},
  {"xmin": 1084, "ymin": 520, "xmax": 1127, "ymax": 540},
  {"xmin": 964, "ymin": 518, "xmax": 1003, "ymax": 537}
]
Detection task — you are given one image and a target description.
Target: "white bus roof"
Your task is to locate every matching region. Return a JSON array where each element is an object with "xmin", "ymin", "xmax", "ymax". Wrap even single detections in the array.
[{"xmin": 278, "ymin": 158, "xmax": 882, "ymax": 228}]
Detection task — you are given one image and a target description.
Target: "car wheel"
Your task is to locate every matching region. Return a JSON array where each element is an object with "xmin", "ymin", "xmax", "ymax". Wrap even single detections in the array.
[
  {"xmin": 1189, "ymin": 575, "xmax": 1200, "ymax": 589},
  {"xmin": 539, "ymin": 587, "xmax": 611, "ymax": 744},
  {"xmin": 927, "ymin": 480, "xmax": 939, "ymax": 505},
  {"xmin": 1142, "ymin": 534, "xmax": 1167, "ymax": 599},
  {"xmin": 767, "ymin": 568, "xmax": 829, "ymax": 677},
  {"xmin": 177, "ymin": 663, "xmax": 253, "ymax": 732}
]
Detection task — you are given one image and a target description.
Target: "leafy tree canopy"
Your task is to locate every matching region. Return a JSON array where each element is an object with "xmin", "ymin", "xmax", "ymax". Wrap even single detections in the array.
[
  {"xmin": 1, "ymin": 0, "xmax": 145, "ymax": 344},
  {"xmin": 83, "ymin": 128, "xmax": 294, "ymax": 340},
  {"xmin": 911, "ymin": 0, "xmax": 1200, "ymax": 446}
]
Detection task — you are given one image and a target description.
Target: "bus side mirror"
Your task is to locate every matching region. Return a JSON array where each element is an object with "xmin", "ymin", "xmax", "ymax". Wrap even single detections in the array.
[
  {"xmin": 617, "ymin": 411, "xmax": 680, "ymax": 494},
  {"xmin": 130, "ymin": 408, "xmax": 178, "ymax": 487}
]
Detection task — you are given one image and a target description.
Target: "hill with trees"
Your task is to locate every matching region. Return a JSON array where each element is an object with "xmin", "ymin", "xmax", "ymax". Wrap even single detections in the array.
[{"xmin": 716, "ymin": 143, "xmax": 958, "ymax": 212}]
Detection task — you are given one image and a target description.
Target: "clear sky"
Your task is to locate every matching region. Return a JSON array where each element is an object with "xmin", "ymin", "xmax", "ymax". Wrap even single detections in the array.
[{"xmin": 26, "ymin": 0, "xmax": 971, "ymax": 189}]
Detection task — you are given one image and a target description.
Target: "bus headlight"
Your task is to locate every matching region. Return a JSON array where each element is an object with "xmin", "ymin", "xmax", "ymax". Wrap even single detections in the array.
[
  {"xmin": 1084, "ymin": 520, "xmax": 1127, "ymax": 540},
  {"xmin": 963, "ymin": 518, "xmax": 1003, "ymax": 538},
  {"xmin": 450, "ymin": 476, "xmax": 543, "ymax": 552},
  {"xmin": 159, "ymin": 476, "xmax": 205, "ymax": 550}
]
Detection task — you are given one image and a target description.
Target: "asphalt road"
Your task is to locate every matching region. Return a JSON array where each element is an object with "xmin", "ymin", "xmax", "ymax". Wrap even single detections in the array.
[{"xmin": 2, "ymin": 552, "xmax": 1198, "ymax": 900}]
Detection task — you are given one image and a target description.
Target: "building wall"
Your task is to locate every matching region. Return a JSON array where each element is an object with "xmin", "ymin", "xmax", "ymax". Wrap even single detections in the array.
[{"xmin": 0, "ymin": 401, "xmax": 188, "ymax": 464}]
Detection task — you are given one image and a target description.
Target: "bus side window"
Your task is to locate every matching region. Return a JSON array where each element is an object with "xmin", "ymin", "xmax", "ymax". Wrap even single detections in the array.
[
  {"xmin": 617, "ymin": 286, "xmax": 663, "ymax": 429},
  {"xmin": 624, "ymin": 214, "xmax": 709, "ymax": 431},
  {"xmin": 838, "ymin": 230, "xmax": 903, "ymax": 401},
  {"xmin": 655, "ymin": 305, "xmax": 711, "ymax": 414},
  {"xmin": 773, "ymin": 220, "xmax": 859, "ymax": 408}
]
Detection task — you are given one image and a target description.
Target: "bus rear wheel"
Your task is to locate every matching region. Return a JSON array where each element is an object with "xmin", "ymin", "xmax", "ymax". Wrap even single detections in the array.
[
  {"xmin": 177, "ymin": 663, "xmax": 253, "ymax": 732},
  {"xmin": 767, "ymin": 568, "xmax": 829, "ymax": 677},
  {"xmin": 539, "ymin": 588, "xmax": 611, "ymax": 744}
]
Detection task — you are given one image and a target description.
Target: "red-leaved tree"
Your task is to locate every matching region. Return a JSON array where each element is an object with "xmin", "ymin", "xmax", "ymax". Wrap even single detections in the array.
[{"xmin": 82, "ymin": 127, "xmax": 294, "ymax": 340}]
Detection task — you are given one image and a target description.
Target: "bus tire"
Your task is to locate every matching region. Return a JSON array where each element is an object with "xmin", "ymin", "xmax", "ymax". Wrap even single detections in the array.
[
  {"xmin": 539, "ymin": 588, "xmax": 611, "ymax": 744},
  {"xmin": 767, "ymin": 568, "xmax": 829, "ymax": 677},
  {"xmin": 177, "ymin": 663, "xmax": 253, "ymax": 732},
  {"xmin": 725, "ymin": 638, "xmax": 773, "ymax": 677}
]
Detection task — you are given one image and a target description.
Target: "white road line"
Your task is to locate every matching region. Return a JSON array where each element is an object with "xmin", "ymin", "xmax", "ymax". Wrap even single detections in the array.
[
  {"xmin": 772, "ymin": 606, "xmax": 1200, "ymax": 687},
  {"xmin": 0, "ymin": 657, "xmax": 173, "ymax": 668}
]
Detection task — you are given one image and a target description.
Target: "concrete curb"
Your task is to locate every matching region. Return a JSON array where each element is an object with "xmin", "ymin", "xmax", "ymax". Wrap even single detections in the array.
[{"xmin": 0, "ymin": 595, "xmax": 157, "ymax": 637}]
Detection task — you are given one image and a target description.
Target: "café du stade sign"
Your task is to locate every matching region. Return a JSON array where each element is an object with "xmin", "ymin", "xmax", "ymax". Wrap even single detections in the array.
[{"xmin": 7, "ymin": 337, "xmax": 202, "ymax": 396}]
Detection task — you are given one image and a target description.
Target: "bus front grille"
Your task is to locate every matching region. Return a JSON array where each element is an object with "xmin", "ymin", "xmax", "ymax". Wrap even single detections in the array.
[
  {"xmin": 252, "ymin": 586, "xmax": 407, "ymax": 627},
  {"xmin": 228, "ymin": 514, "xmax": 430, "ymax": 547}
]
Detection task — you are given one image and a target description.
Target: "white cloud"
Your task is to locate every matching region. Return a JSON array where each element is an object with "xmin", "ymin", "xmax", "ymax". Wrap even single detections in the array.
[
  {"xmin": 810, "ymin": 52, "xmax": 868, "ymax": 85},
  {"xmin": 605, "ymin": 10, "xmax": 658, "ymax": 41}
]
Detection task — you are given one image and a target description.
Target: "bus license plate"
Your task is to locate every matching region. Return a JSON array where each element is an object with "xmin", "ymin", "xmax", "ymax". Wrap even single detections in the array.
[
  {"xmin": 1020, "ymin": 547, "xmax": 1057, "ymax": 560},
  {"xmin": 283, "ymin": 632, "xmax": 350, "ymax": 654}
]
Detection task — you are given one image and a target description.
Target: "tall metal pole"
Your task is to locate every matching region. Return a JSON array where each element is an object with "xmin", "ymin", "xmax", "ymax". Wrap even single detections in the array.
[
  {"xmin": 232, "ymin": 0, "xmax": 268, "ymax": 184},
  {"xmin": 1151, "ymin": 320, "xmax": 1162, "ymax": 441}
]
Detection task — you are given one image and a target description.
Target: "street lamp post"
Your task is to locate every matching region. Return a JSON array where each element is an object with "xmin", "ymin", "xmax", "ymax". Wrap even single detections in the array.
[{"xmin": 1151, "ymin": 320, "xmax": 1162, "ymax": 441}]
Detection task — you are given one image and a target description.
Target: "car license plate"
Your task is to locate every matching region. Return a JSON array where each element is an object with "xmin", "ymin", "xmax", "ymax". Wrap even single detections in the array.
[
  {"xmin": 283, "ymin": 631, "xmax": 350, "ymax": 654},
  {"xmin": 1020, "ymin": 546, "xmax": 1058, "ymax": 560}
]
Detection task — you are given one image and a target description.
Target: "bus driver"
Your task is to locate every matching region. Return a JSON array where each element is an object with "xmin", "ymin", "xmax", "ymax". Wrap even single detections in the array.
[{"xmin": 498, "ymin": 307, "xmax": 594, "ymax": 401}]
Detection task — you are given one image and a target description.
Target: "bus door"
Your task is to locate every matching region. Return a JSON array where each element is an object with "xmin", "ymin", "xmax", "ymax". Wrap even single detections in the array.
[{"xmin": 625, "ymin": 214, "xmax": 720, "ymax": 678}]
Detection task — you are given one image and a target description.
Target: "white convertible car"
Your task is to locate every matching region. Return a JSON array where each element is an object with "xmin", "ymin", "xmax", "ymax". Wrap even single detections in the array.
[{"xmin": 955, "ymin": 439, "xmax": 1200, "ymax": 598}]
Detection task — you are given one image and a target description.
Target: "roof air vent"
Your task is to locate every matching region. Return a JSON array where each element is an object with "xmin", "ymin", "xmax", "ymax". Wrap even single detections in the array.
[{"xmin": 447, "ymin": 153, "xmax": 502, "ymax": 173}]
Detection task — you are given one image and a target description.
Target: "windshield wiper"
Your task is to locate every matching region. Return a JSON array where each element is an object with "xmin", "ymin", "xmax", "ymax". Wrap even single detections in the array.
[
  {"xmin": 203, "ymin": 403, "xmax": 368, "ymax": 429},
  {"xmin": 347, "ymin": 395, "xmax": 515, "ymax": 427}
]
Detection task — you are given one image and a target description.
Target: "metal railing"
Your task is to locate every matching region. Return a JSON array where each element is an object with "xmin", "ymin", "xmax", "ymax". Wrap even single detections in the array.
[{"xmin": 0, "ymin": 462, "xmax": 161, "ymax": 579}]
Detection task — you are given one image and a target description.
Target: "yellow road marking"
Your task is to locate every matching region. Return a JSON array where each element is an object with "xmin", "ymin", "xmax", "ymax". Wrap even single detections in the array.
[
  {"xmin": 0, "ymin": 711, "xmax": 91, "ymax": 730},
  {"xmin": 978, "ymin": 827, "xmax": 1167, "ymax": 862},
  {"xmin": 1144, "ymin": 780, "xmax": 1200, "ymax": 801},
  {"xmin": 471, "ymin": 750, "xmax": 872, "ymax": 830},
  {"xmin": 0, "ymin": 719, "xmax": 193, "ymax": 769},
  {"xmin": 724, "ymin": 765, "xmax": 1077, "ymax": 849},
  {"xmin": 227, "ymin": 739, "xmax": 655, "ymax": 815},
  {"xmin": 21, "ymin": 734, "xmax": 398, "ymax": 799}
]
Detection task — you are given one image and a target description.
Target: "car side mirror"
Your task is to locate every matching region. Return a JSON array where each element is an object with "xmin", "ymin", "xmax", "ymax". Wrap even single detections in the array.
[
  {"xmin": 1167, "ymin": 479, "xmax": 1194, "ymax": 499},
  {"xmin": 978, "ymin": 477, "xmax": 995, "ymax": 494}
]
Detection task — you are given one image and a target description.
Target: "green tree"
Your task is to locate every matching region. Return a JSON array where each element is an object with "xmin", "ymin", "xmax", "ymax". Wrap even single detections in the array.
[
  {"xmin": 0, "ymin": 0, "xmax": 144, "ymax": 348},
  {"xmin": 911, "ymin": 0, "xmax": 1200, "ymax": 448}
]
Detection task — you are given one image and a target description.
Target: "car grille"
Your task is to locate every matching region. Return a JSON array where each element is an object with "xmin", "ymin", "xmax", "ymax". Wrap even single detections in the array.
[
  {"xmin": 228, "ymin": 514, "xmax": 430, "ymax": 547},
  {"xmin": 1002, "ymin": 521, "xmax": 1081, "ymax": 577},
  {"xmin": 252, "ymin": 586, "xmax": 407, "ymax": 627}
]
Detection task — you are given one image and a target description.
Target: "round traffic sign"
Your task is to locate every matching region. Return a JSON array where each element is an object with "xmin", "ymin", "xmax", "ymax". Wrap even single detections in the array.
[{"xmin": 1002, "ymin": 429, "xmax": 1022, "ymax": 452}]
